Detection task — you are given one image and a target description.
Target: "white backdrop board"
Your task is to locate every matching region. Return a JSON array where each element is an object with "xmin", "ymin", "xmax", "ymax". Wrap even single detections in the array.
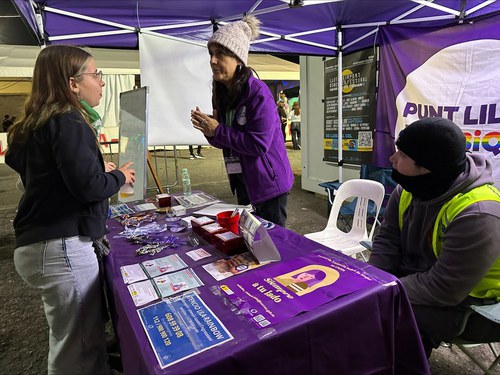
[
  {"xmin": 118, "ymin": 87, "xmax": 149, "ymax": 202},
  {"xmin": 139, "ymin": 34, "xmax": 212, "ymax": 146}
]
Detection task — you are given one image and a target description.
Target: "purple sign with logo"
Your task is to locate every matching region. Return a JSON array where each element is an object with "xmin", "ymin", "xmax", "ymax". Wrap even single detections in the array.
[{"xmin": 219, "ymin": 250, "xmax": 378, "ymax": 329}]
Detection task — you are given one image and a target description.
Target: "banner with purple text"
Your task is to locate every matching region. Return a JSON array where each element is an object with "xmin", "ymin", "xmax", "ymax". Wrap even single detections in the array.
[
  {"xmin": 219, "ymin": 250, "xmax": 378, "ymax": 329},
  {"xmin": 375, "ymin": 13, "xmax": 500, "ymax": 188}
]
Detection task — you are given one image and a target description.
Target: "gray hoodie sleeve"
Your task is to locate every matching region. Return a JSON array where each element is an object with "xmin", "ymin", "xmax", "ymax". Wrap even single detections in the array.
[
  {"xmin": 401, "ymin": 202, "xmax": 500, "ymax": 306},
  {"xmin": 368, "ymin": 188, "xmax": 404, "ymax": 275}
]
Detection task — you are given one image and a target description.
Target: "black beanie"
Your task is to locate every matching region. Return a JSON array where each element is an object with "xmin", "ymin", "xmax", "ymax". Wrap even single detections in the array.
[{"xmin": 396, "ymin": 117, "xmax": 466, "ymax": 175}]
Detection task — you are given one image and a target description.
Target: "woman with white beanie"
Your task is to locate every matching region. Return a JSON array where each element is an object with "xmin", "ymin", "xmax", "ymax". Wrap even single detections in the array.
[{"xmin": 191, "ymin": 16, "xmax": 294, "ymax": 227}]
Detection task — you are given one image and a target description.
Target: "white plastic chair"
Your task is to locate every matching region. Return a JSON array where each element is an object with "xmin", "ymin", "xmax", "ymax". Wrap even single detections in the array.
[{"xmin": 305, "ymin": 179, "xmax": 385, "ymax": 261}]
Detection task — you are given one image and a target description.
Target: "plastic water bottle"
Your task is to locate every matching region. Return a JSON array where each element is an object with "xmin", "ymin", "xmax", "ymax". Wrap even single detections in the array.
[{"xmin": 181, "ymin": 168, "xmax": 192, "ymax": 196}]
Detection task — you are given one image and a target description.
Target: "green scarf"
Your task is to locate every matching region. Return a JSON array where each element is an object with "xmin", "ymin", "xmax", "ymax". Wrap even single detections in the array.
[{"xmin": 80, "ymin": 100, "xmax": 103, "ymax": 135}]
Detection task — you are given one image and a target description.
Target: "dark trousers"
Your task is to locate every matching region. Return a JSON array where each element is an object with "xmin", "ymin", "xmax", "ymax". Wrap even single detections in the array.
[
  {"xmin": 291, "ymin": 122, "xmax": 301, "ymax": 150},
  {"xmin": 229, "ymin": 173, "xmax": 288, "ymax": 227},
  {"xmin": 254, "ymin": 193, "xmax": 288, "ymax": 227},
  {"xmin": 281, "ymin": 122, "xmax": 287, "ymax": 142},
  {"xmin": 411, "ymin": 297, "xmax": 500, "ymax": 357},
  {"xmin": 229, "ymin": 173, "xmax": 250, "ymax": 206},
  {"xmin": 189, "ymin": 145, "xmax": 201, "ymax": 155}
]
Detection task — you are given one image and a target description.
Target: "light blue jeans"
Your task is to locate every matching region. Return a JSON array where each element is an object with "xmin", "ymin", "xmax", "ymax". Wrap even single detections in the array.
[{"xmin": 14, "ymin": 236, "xmax": 109, "ymax": 375}]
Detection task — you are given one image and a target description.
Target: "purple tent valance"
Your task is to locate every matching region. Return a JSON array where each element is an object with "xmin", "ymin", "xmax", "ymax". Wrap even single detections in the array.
[{"xmin": 13, "ymin": 0, "xmax": 500, "ymax": 55}]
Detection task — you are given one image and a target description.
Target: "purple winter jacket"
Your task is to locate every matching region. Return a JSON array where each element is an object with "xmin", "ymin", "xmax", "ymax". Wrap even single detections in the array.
[{"xmin": 206, "ymin": 75, "xmax": 294, "ymax": 205}]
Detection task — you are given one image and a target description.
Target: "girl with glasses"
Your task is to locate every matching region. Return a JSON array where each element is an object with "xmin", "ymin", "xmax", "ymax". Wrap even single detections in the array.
[{"xmin": 6, "ymin": 45, "xmax": 135, "ymax": 374}]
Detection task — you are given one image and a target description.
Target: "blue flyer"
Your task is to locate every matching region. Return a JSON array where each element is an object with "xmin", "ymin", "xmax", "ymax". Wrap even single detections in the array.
[{"xmin": 137, "ymin": 291, "xmax": 233, "ymax": 369}]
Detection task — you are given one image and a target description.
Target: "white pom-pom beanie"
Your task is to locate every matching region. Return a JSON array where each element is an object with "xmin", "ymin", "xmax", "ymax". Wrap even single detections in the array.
[{"xmin": 208, "ymin": 15, "xmax": 261, "ymax": 66}]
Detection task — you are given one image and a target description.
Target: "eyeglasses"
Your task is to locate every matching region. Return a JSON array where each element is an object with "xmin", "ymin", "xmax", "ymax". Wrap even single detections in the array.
[{"xmin": 77, "ymin": 70, "xmax": 103, "ymax": 81}]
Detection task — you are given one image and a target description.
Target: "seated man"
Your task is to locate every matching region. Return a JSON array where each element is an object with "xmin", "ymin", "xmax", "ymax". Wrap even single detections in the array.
[{"xmin": 368, "ymin": 117, "xmax": 500, "ymax": 356}]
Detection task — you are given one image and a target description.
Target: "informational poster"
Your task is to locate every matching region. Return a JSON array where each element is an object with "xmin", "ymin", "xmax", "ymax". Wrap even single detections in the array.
[
  {"xmin": 324, "ymin": 48, "xmax": 377, "ymax": 164},
  {"xmin": 220, "ymin": 250, "xmax": 378, "ymax": 329},
  {"xmin": 138, "ymin": 291, "xmax": 233, "ymax": 369},
  {"xmin": 127, "ymin": 268, "xmax": 204, "ymax": 307},
  {"xmin": 202, "ymin": 252, "xmax": 263, "ymax": 281}
]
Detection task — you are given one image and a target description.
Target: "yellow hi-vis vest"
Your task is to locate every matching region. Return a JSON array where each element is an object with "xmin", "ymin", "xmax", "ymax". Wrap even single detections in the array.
[{"xmin": 399, "ymin": 184, "xmax": 500, "ymax": 301}]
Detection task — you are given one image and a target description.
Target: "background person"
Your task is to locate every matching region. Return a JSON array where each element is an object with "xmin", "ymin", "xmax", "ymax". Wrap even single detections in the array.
[
  {"xmin": 279, "ymin": 91, "xmax": 290, "ymax": 115},
  {"xmin": 277, "ymin": 100, "xmax": 288, "ymax": 143},
  {"xmin": 5, "ymin": 45, "xmax": 135, "ymax": 375},
  {"xmin": 188, "ymin": 145, "xmax": 205, "ymax": 159},
  {"xmin": 190, "ymin": 16, "xmax": 294, "ymax": 227},
  {"xmin": 2, "ymin": 114, "xmax": 13, "ymax": 132},
  {"xmin": 368, "ymin": 117, "xmax": 500, "ymax": 357},
  {"xmin": 289, "ymin": 101, "xmax": 301, "ymax": 150}
]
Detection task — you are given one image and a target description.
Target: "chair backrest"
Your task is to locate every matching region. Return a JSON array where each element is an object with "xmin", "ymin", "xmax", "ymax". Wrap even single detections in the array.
[
  {"xmin": 360, "ymin": 164, "xmax": 396, "ymax": 194},
  {"xmin": 325, "ymin": 179, "xmax": 385, "ymax": 241},
  {"xmin": 360, "ymin": 164, "xmax": 397, "ymax": 214}
]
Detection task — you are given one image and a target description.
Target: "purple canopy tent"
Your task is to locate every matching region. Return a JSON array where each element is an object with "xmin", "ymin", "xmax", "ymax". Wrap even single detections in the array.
[{"xmin": 13, "ymin": 0, "xmax": 500, "ymax": 178}]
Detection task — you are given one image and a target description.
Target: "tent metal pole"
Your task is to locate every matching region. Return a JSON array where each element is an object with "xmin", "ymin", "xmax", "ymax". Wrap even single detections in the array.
[
  {"xmin": 30, "ymin": 0, "xmax": 45, "ymax": 47},
  {"xmin": 411, "ymin": 0, "xmax": 461, "ymax": 16},
  {"xmin": 468, "ymin": 0, "xmax": 496, "ymax": 15},
  {"xmin": 43, "ymin": 6, "xmax": 136, "ymax": 31},
  {"xmin": 343, "ymin": 28, "xmax": 379, "ymax": 51},
  {"xmin": 337, "ymin": 28, "xmax": 343, "ymax": 183}
]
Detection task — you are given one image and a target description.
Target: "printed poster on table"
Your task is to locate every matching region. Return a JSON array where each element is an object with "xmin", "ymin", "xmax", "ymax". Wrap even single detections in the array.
[
  {"xmin": 120, "ymin": 254, "xmax": 188, "ymax": 284},
  {"xmin": 220, "ymin": 250, "xmax": 378, "ymax": 329},
  {"xmin": 127, "ymin": 268, "xmax": 203, "ymax": 307},
  {"xmin": 138, "ymin": 291, "xmax": 233, "ymax": 369},
  {"xmin": 202, "ymin": 252, "xmax": 263, "ymax": 281}
]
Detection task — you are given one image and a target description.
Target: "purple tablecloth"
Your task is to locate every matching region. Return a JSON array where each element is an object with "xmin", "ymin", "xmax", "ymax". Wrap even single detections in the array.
[{"xmin": 105, "ymin": 213, "xmax": 430, "ymax": 375}]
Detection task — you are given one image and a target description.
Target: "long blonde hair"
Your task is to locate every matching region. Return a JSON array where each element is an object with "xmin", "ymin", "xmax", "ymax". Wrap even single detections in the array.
[{"xmin": 8, "ymin": 45, "xmax": 93, "ymax": 152}]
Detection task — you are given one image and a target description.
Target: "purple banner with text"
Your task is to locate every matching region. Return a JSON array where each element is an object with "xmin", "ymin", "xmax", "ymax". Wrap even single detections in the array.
[
  {"xmin": 219, "ymin": 250, "xmax": 378, "ymax": 328},
  {"xmin": 375, "ymin": 13, "xmax": 500, "ymax": 185}
]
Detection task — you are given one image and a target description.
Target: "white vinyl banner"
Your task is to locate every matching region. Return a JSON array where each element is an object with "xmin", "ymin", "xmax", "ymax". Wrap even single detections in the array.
[
  {"xmin": 95, "ymin": 74, "xmax": 135, "ymax": 129},
  {"xmin": 394, "ymin": 40, "xmax": 500, "ymax": 186},
  {"xmin": 139, "ymin": 34, "xmax": 212, "ymax": 146},
  {"xmin": 376, "ymin": 15, "xmax": 500, "ymax": 186}
]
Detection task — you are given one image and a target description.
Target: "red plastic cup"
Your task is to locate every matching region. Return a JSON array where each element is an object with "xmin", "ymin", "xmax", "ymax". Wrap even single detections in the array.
[{"xmin": 216, "ymin": 210, "xmax": 240, "ymax": 234}]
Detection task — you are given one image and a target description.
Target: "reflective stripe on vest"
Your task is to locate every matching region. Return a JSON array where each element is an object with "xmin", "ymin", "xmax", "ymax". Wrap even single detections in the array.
[{"xmin": 398, "ymin": 184, "xmax": 500, "ymax": 300}]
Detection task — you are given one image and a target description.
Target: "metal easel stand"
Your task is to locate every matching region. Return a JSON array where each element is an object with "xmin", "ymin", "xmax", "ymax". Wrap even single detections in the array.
[{"xmin": 146, "ymin": 145, "xmax": 180, "ymax": 194}]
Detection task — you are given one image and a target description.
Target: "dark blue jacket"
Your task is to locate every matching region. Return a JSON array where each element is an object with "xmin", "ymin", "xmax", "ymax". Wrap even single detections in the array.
[{"xmin": 6, "ymin": 110, "xmax": 125, "ymax": 247}]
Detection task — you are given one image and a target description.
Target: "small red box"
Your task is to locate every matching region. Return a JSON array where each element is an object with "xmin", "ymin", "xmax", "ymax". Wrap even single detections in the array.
[
  {"xmin": 191, "ymin": 216, "xmax": 215, "ymax": 236},
  {"xmin": 199, "ymin": 223, "xmax": 228, "ymax": 244},
  {"xmin": 156, "ymin": 193, "xmax": 171, "ymax": 208},
  {"xmin": 214, "ymin": 231, "xmax": 245, "ymax": 255}
]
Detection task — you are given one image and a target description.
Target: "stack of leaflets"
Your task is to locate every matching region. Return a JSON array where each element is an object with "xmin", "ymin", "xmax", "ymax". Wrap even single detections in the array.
[
  {"xmin": 173, "ymin": 192, "xmax": 219, "ymax": 209},
  {"xmin": 109, "ymin": 203, "xmax": 136, "ymax": 218},
  {"xmin": 121, "ymin": 254, "xmax": 204, "ymax": 306}
]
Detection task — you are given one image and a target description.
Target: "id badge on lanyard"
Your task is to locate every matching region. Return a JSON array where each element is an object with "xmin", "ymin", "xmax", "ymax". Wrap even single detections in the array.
[
  {"xmin": 224, "ymin": 156, "xmax": 242, "ymax": 174},
  {"xmin": 223, "ymin": 109, "xmax": 242, "ymax": 174}
]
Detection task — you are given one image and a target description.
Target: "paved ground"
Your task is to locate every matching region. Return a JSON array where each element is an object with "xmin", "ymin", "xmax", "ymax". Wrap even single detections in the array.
[{"xmin": 0, "ymin": 144, "xmax": 498, "ymax": 374}]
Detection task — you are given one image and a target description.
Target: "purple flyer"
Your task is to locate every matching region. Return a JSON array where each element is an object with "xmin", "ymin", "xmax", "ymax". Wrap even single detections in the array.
[{"xmin": 220, "ymin": 251, "xmax": 378, "ymax": 328}]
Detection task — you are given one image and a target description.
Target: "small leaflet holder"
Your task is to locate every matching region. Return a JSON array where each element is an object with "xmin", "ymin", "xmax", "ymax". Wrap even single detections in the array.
[{"xmin": 238, "ymin": 210, "xmax": 280, "ymax": 263}]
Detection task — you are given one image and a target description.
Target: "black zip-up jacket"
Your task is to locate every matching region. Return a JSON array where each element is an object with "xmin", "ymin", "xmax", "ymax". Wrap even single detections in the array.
[{"xmin": 6, "ymin": 110, "xmax": 125, "ymax": 247}]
